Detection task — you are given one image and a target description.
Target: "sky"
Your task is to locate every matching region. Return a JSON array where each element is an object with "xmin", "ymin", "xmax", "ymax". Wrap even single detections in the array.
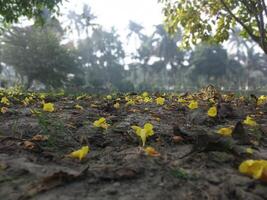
[
  {"xmin": 60, "ymin": 0, "xmax": 165, "ymax": 64},
  {"xmin": 62, "ymin": 0, "xmax": 164, "ymax": 35}
]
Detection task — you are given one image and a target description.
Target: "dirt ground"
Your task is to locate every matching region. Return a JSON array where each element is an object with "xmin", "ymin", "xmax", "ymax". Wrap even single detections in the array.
[{"xmin": 1, "ymin": 86, "xmax": 267, "ymax": 200}]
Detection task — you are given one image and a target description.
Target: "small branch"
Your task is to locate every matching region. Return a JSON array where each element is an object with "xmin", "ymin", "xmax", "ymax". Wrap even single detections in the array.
[
  {"xmin": 261, "ymin": 0, "xmax": 267, "ymax": 18},
  {"xmin": 258, "ymin": 0, "xmax": 267, "ymax": 52},
  {"xmin": 220, "ymin": 0, "xmax": 260, "ymax": 47}
]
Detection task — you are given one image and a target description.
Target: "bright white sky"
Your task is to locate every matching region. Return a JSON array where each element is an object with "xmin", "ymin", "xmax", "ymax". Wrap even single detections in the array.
[
  {"xmin": 62, "ymin": 0, "xmax": 164, "ymax": 36},
  {"xmin": 60, "ymin": 0, "xmax": 164, "ymax": 64}
]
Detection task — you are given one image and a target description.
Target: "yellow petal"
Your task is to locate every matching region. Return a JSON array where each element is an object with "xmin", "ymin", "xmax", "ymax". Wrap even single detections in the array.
[
  {"xmin": 239, "ymin": 160, "xmax": 267, "ymax": 180},
  {"xmin": 43, "ymin": 103, "xmax": 54, "ymax": 112},
  {"xmin": 69, "ymin": 146, "xmax": 90, "ymax": 160},
  {"xmin": 131, "ymin": 126, "xmax": 142, "ymax": 136},
  {"xmin": 207, "ymin": 106, "xmax": 217, "ymax": 117},
  {"xmin": 156, "ymin": 97, "xmax": 165, "ymax": 105},
  {"xmin": 188, "ymin": 100, "xmax": 198, "ymax": 110},
  {"xmin": 74, "ymin": 104, "xmax": 84, "ymax": 110},
  {"xmin": 243, "ymin": 116, "xmax": 257, "ymax": 126},
  {"xmin": 142, "ymin": 92, "xmax": 149, "ymax": 97},
  {"xmin": 144, "ymin": 123, "xmax": 154, "ymax": 136},
  {"xmin": 217, "ymin": 127, "xmax": 232, "ymax": 137},
  {"xmin": 93, "ymin": 117, "xmax": 108, "ymax": 128},
  {"xmin": 1, "ymin": 97, "xmax": 10, "ymax": 105},
  {"xmin": 100, "ymin": 122, "xmax": 109, "ymax": 129},
  {"xmin": 246, "ymin": 148, "xmax": 254, "ymax": 154},
  {"xmin": 106, "ymin": 95, "xmax": 112, "ymax": 100},
  {"xmin": 114, "ymin": 102, "xmax": 120, "ymax": 109},
  {"xmin": 1, "ymin": 107, "xmax": 8, "ymax": 114}
]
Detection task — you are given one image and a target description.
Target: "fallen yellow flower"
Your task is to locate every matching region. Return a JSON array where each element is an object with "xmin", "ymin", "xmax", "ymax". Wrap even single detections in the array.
[
  {"xmin": 1, "ymin": 97, "xmax": 10, "ymax": 105},
  {"xmin": 131, "ymin": 123, "xmax": 154, "ymax": 146},
  {"xmin": 106, "ymin": 95, "xmax": 112, "ymax": 100},
  {"xmin": 239, "ymin": 160, "xmax": 267, "ymax": 180},
  {"xmin": 243, "ymin": 116, "xmax": 257, "ymax": 126},
  {"xmin": 217, "ymin": 127, "xmax": 232, "ymax": 137},
  {"xmin": 188, "ymin": 100, "xmax": 198, "ymax": 110},
  {"xmin": 74, "ymin": 104, "xmax": 84, "ymax": 110},
  {"xmin": 114, "ymin": 102, "xmax": 120, "ymax": 109},
  {"xmin": 1, "ymin": 107, "xmax": 8, "ymax": 114},
  {"xmin": 126, "ymin": 99, "xmax": 135, "ymax": 106},
  {"xmin": 257, "ymin": 95, "xmax": 267, "ymax": 106},
  {"xmin": 178, "ymin": 98, "xmax": 187, "ymax": 104},
  {"xmin": 43, "ymin": 103, "xmax": 55, "ymax": 112},
  {"xmin": 93, "ymin": 117, "xmax": 110, "ymax": 129},
  {"xmin": 246, "ymin": 148, "xmax": 254, "ymax": 154},
  {"xmin": 142, "ymin": 92, "xmax": 149, "ymax": 97},
  {"xmin": 156, "ymin": 97, "xmax": 165, "ymax": 105},
  {"xmin": 69, "ymin": 146, "xmax": 90, "ymax": 161},
  {"xmin": 143, "ymin": 97, "xmax": 152, "ymax": 103},
  {"xmin": 208, "ymin": 106, "xmax": 217, "ymax": 117}
]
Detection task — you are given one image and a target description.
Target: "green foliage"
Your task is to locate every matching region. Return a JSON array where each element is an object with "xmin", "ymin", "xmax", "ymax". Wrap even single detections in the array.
[
  {"xmin": 0, "ymin": 19, "xmax": 81, "ymax": 89},
  {"xmin": 0, "ymin": 0, "xmax": 62, "ymax": 26},
  {"xmin": 160, "ymin": 0, "xmax": 267, "ymax": 54}
]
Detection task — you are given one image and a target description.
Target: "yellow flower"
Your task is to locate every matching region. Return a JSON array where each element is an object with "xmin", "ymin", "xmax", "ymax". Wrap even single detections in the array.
[
  {"xmin": 1, "ymin": 107, "xmax": 8, "ymax": 114},
  {"xmin": 69, "ymin": 146, "xmax": 90, "ymax": 161},
  {"xmin": 144, "ymin": 97, "xmax": 152, "ymax": 103},
  {"xmin": 246, "ymin": 148, "xmax": 254, "ymax": 154},
  {"xmin": 1, "ymin": 97, "xmax": 10, "ymax": 105},
  {"xmin": 178, "ymin": 98, "xmax": 187, "ymax": 104},
  {"xmin": 131, "ymin": 123, "xmax": 154, "ymax": 146},
  {"xmin": 39, "ymin": 93, "xmax": 46, "ymax": 99},
  {"xmin": 144, "ymin": 146, "xmax": 160, "ymax": 157},
  {"xmin": 43, "ymin": 103, "xmax": 55, "ymax": 112},
  {"xmin": 22, "ymin": 97, "xmax": 30, "ymax": 106},
  {"xmin": 126, "ymin": 99, "xmax": 135, "ymax": 106},
  {"xmin": 209, "ymin": 98, "xmax": 216, "ymax": 104},
  {"xmin": 243, "ymin": 116, "xmax": 257, "ymax": 126},
  {"xmin": 257, "ymin": 95, "xmax": 267, "ymax": 106},
  {"xmin": 93, "ymin": 117, "xmax": 110, "ymax": 129},
  {"xmin": 156, "ymin": 97, "xmax": 165, "ymax": 105},
  {"xmin": 74, "ymin": 104, "xmax": 84, "ymax": 110},
  {"xmin": 239, "ymin": 160, "xmax": 267, "ymax": 179},
  {"xmin": 106, "ymin": 95, "xmax": 112, "ymax": 100},
  {"xmin": 207, "ymin": 106, "xmax": 217, "ymax": 117},
  {"xmin": 114, "ymin": 102, "xmax": 120, "ymax": 109},
  {"xmin": 217, "ymin": 127, "xmax": 232, "ymax": 137},
  {"xmin": 76, "ymin": 94, "xmax": 86, "ymax": 100},
  {"xmin": 142, "ymin": 92, "xmax": 149, "ymax": 97},
  {"xmin": 188, "ymin": 100, "xmax": 198, "ymax": 110}
]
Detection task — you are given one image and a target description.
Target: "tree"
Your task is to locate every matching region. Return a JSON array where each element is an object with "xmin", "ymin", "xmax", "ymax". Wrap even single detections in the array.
[
  {"xmin": 77, "ymin": 27, "xmax": 126, "ymax": 91},
  {"xmin": 152, "ymin": 25, "xmax": 185, "ymax": 88},
  {"xmin": 160, "ymin": 0, "xmax": 267, "ymax": 54},
  {"xmin": 0, "ymin": 22, "xmax": 80, "ymax": 89},
  {"xmin": 189, "ymin": 44, "xmax": 228, "ymax": 87},
  {"xmin": 0, "ymin": 0, "xmax": 63, "ymax": 26},
  {"xmin": 67, "ymin": 5, "xmax": 97, "ymax": 38}
]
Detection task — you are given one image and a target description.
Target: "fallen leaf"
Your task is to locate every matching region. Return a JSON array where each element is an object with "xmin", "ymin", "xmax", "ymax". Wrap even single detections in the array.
[
  {"xmin": 31, "ymin": 135, "xmax": 49, "ymax": 142},
  {"xmin": 22, "ymin": 141, "xmax": 36, "ymax": 150},
  {"xmin": 144, "ymin": 146, "xmax": 160, "ymax": 157}
]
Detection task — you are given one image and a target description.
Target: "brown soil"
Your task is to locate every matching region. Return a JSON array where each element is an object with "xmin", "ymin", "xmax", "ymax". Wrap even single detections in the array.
[{"xmin": 1, "ymin": 89, "xmax": 267, "ymax": 200}]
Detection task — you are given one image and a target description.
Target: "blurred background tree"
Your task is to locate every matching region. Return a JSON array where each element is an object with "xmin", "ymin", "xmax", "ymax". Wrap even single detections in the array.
[{"xmin": 0, "ymin": 18, "xmax": 81, "ymax": 89}]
